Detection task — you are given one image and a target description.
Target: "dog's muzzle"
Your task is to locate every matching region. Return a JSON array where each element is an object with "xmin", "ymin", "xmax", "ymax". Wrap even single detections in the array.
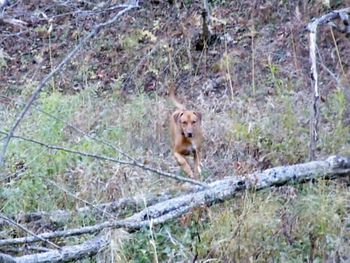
[{"xmin": 182, "ymin": 132, "xmax": 193, "ymax": 138}]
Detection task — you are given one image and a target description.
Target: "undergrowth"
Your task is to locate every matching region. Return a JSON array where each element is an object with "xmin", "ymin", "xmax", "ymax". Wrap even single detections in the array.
[
  {"xmin": 0, "ymin": 0, "xmax": 349, "ymax": 261},
  {"xmin": 1, "ymin": 84, "xmax": 349, "ymax": 262},
  {"xmin": 120, "ymin": 182, "xmax": 350, "ymax": 262}
]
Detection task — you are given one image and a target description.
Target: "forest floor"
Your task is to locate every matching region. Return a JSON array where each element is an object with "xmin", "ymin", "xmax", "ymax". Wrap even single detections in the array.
[{"xmin": 1, "ymin": 0, "xmax": 350, "ymax": 262}]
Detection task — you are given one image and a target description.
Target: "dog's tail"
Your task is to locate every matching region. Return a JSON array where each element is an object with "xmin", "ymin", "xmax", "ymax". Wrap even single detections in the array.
[{"xmin": 169, "ymin": 84, "xmax": 186, "ymax": 110}]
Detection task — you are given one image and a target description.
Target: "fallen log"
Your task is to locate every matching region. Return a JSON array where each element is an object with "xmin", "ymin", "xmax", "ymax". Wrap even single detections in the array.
[
  {"xmin": 0, "ymin": 192, "xmax": 175, "ymax": 227},
  {"xmin": 15, "ymin": 234, "xmax": 109, "ymax": 263},
  {"xmin": 1, "ymin": 156, "xmax": 349, "ymax": 262},
  {"xmin": 0, "ymin": 253, "xmax": 16, "ymax": 263}
]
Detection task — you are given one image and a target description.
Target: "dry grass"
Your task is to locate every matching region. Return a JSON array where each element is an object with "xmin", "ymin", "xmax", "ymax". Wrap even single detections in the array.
[{"xmin": 0, "ymin": 0, "xmax": 350, "ymax": 261}]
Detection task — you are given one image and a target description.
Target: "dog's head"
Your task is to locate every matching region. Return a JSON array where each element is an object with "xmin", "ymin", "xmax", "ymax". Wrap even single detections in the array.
[{"xmin": 174, "ymin": 110, "xmax": 202, "ymax": 138}]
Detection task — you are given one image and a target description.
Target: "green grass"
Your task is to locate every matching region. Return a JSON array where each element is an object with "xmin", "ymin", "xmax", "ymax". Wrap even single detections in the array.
[
  {"xmin": 0, "ymin": 77, "xmax": 349, "ymax": 262},
  {"xmin": 120, "ymin": 182, "xmax": 350, "ymax": 262},
  {"xmin": 1, "ymin": 0, "xmax": 350, "ymax": 262}
]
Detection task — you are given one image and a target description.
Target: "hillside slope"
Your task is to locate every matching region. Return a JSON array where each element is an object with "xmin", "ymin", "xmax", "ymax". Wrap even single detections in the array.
[{"xmin": 0, "ymin": 0, "xmax": 350, "ymax": 261}]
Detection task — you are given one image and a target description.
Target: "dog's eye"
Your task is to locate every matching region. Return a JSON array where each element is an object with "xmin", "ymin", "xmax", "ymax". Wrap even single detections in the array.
[
  {"xmin": 182, "ymin": 121, "xmax": 187, "ymax": 125},
  {"xmin": 192, "ymin": 121, "xmax": 196, "ymax": 124}
]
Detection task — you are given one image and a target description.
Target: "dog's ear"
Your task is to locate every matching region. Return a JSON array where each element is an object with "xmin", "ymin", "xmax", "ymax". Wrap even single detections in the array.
[
  {"xmin": 193, "ymin": 111, "xmax": 202, "ymax": 122},
  {"xmin": 173, "ymin": 112, "xmax": 183, "ymax": 122}
]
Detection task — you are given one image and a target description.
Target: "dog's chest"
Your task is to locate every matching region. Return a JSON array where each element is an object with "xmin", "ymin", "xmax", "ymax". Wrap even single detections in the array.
[{"xmin": 181, "ymin": 140, "xmax": 197, "ymax": 155}]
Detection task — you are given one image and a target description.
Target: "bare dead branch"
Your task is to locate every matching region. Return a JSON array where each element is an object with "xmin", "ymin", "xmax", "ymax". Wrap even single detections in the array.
[
  {"xmin": 47, "ymin": 3, "xmax": 136, "ymax": 21},
  {"xmin": 307, "ymin": 8, "xmax": 350, "ymax": 30},
  {"xmin": 0, "ymin": 192, "xmax": 176, "ymax": 227},
  {"xmin": 0, "ymin": 131, "xmax": 208, "ymax": 188},
  {"xmin": 123, "ymin": 40, "xmax": 164, "ymax": 85},
  {"xmin": 307, "ymin": 7, "xmax": 350, "ymax": 160},
  {"xmin": 0, "ymin": 2, "xmax": 139, "ymax": 167},
  {"xmin": 0, "ymin": 219, "xmax": 131, "ymax": 247},
  {"xmin": 0, "ymin": 16, "xmax": 27, "ymax": 27},
  {"xmin": 2, "ymin": 245, "xmax": 52, "ymax": 254},
  {"xmin": 0, "ymin": 213, "xmax": 60, "ymax": 250},
  {"xmin": 1, "ymin": 155, "xmax": 348, "ymax": 248},
  {"xmin": 0, "ymin": 95, "xmax": 136, "ymax": 162},
  {"xmin": 46, "ymin": 179, "xmax": 117, "ymax": 220}
]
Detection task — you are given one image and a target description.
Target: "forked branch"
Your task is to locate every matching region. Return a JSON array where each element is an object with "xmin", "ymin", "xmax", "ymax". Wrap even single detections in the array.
[{"xmin": 307, "ymin": 7, "xmax": 350, "ymax": 160}]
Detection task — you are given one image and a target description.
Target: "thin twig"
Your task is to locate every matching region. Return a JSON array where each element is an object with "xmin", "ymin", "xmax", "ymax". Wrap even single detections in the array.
[
  {"xmin": 0, "ymin": 219, "xmax": 133, "ymax": 247},
  {"xmin": 0, "ymin": 192, "xmax": 176, "ymax": 228},
  {"xmin": 47, "ymin": 4, "xmax": 135, "ymax": 20},
  {"xmin": 329, "ymin": 26, "xmax": 345, "ymax": 76},
  {"xmin": 123, "ymin": 40, "xmax": 164, "ymax": 85},
  {"xmin": 46, "ymin": 179, "xmax": 117, "ymax": 220},
  {"xmin": 0, "ymin": 2, "xmax": 139, "ymax": 167},
  {"xmin": 251, "ymin": 24, "xmax": 256, "ymax": 96},
  {"xmin": 224, "ymin": 34, "xmax": 234, "ymax": 101},
  {"xmin": 0, "ymin": 131, "xmax": 208, "ymax": 188},
  {"xmin": 0, "ymin": 95, "xmax": 135, "ymax": 161},
  {"xmin": 0, "ymin": 213, "xmax": 60, "ymax": 250},
  {"xmin": 316, "ymin": 46, "xmax": 339, "ymax": 83}
]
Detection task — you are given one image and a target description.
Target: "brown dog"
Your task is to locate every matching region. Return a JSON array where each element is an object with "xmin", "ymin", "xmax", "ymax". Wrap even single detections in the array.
[{"xmin": 169, "ymin": 85, "xmax": 203, "ymax": 179}]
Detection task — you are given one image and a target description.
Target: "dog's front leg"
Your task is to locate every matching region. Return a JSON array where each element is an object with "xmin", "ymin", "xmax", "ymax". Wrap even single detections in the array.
[
  {"xmin": 193, "ymin": 150, "xmax": 201, "ymax": 179},
  {"xmin": 174, "ymin": 152, "xmax": 194, "ymax": 178}
]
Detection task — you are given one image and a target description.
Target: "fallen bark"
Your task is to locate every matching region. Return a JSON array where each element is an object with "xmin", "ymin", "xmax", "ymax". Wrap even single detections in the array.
[{"xmin": 1, "ymin": 156, "xmax": 349, "ymax": 253}]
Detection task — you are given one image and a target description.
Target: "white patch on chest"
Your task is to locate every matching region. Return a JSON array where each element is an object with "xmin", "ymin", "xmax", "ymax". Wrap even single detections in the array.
[{"xmin": 187, "ymin": 141, "xmax": 197, "ymax": 154}]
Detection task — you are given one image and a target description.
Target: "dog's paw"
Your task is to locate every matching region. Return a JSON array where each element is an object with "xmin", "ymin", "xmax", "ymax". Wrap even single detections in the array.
[{"xmin": 194, "ymin": 165, "xmax": 201, "ymax": 177}]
